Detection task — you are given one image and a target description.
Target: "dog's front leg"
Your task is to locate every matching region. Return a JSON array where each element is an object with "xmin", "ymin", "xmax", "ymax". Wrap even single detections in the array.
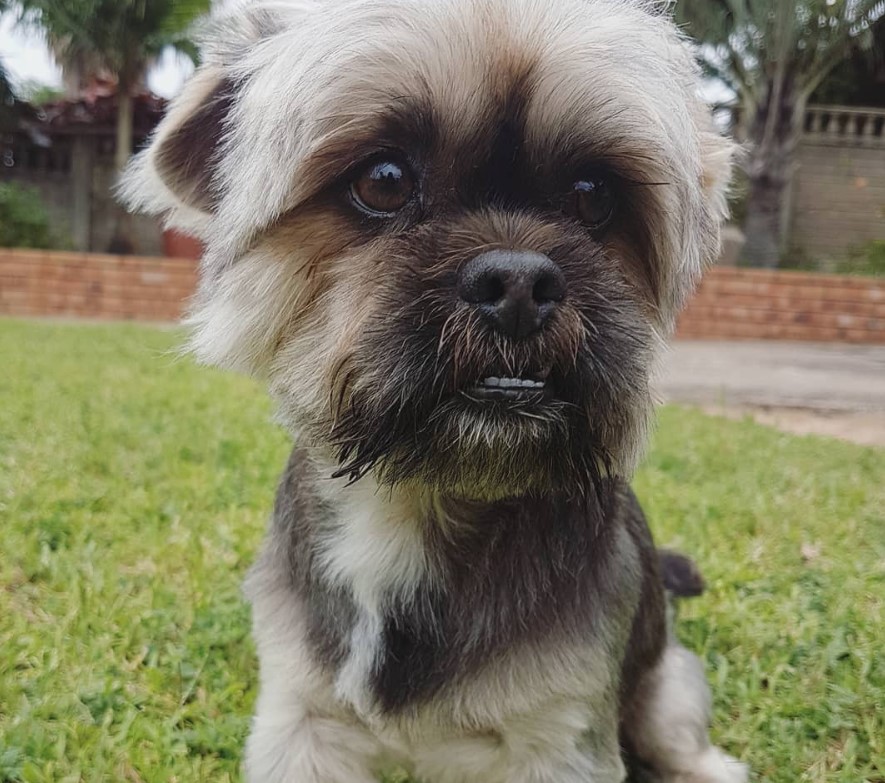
[
  {"xmin": 244, "ymin": 570, "xmax": 383, "ymax": 783},
  {"xmin": 244, "ymin": 697, "xmax": 381, "ymax": 783}
]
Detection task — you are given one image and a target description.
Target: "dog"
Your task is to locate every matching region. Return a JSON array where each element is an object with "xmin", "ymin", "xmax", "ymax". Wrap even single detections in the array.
[{"xmin": 122, "ymin": 0, "xmax": 746, "ymax": 780}]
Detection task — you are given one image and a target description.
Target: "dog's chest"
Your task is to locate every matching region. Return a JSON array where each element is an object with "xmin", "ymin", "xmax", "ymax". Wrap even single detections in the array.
[
  {"xmin": 312, "ymin": 486, "xmax": 429, "ymax": 714},
  {"xmin": 307, "ymin": 485, "xmax": 626, "ymax": 718}
]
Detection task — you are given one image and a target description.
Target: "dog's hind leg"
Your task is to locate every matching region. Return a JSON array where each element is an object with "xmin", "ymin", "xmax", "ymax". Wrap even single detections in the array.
[{"xmin": 621, "ymin": 643, "xmax": 748, "ymax": 783}]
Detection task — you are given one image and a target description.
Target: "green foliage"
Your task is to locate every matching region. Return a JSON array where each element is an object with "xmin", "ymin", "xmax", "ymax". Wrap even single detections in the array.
[
  {"xmin": 0, "ymin": 319, "xmax": 883, "ymax": 782},
  {"xmin": 19, "ymin": 0, "xmax": 212, "ymax": 87},
  {"xmin": 0, "ymin": 183, "xmax": 69, "ymax": 249},
  {"xmin": 726, "ymin": 167, "xmax": 749, "ymax": 226},
  {"xmin": 812, "ymin": 20, "xmax": 885, "ymax": 107},
  {"xmin": 17, "ymin": 80, "xmax": 64, "ymax": 105},
  {"xmin": 676, "ymin": 0, "xmax": 884, "ymax": 103},
  {"xmin": 0, "ymin": 27, "xmax": 14, "ymax": 113},
  {"xmin": 842, "ymin": 240, "xmax": 885, "ymax": 276},
  {"xmin": 0, "ymin": 64, "xmax": 13, "ymax": 105},
  {"xmin": 781, "ymin": 240, "xmax": 885, "ymax": 277}
]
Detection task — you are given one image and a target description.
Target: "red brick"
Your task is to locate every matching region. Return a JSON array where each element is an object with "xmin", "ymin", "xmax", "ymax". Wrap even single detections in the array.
[{"xmin": 3, "ymin": 249, "xmax": 884, "ymax": 342}]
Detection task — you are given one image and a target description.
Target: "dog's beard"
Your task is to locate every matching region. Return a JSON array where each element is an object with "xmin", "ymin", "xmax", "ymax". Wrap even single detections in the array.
[
  {"xmin": 335, "ymin": 396, "xmax": 607, "ymax": 499},
  {"xmin": 321, "ymin": 272, "xmax": 655, "ymax": 499}
]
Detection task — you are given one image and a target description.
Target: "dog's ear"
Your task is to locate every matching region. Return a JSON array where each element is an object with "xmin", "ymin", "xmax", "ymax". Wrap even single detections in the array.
[
  {"xmin": 119, "ymin": 5, "xmax": 285, "ymax": 227},
  {"xmin": 118, "ymin": 67, "xmax": 234, "ymax": 225},
  {"xmin": 151, "ymin": 68, "xmax": 235, "ymax": 214}
]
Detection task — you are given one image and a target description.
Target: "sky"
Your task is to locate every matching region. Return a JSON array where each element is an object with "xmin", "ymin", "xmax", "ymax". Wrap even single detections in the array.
[{"xmin": 0, "ymin": 11, "xmax": 193, "ymax": 99}]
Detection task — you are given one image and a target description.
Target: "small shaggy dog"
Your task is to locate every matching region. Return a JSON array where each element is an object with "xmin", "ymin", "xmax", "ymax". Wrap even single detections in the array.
[{"xmin": 123, "ymin": 1, "xmax": 746, "ymax": 780}]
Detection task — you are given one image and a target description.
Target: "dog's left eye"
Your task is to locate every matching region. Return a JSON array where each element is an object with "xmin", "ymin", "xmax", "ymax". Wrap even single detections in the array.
[
  {"xmin": 567, "ymin": 176, "xmax": 616, "ymax": 230},
  {"xmin": 350, "ymin": 158, "xmax": 416, "ymax": 216}
]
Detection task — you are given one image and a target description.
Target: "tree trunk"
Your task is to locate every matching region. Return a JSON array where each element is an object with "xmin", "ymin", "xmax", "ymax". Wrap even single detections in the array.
[
  {"xmin": 742, "ymin": 165, "xmax": 789, "ymax": 268},
  {"xmin": 108, "ymin": 86, "xmax": 136, "ymax": 254},
  {"xmin": 741, "ymin": 76, "xmax": 803, "ymax": 268},
  {"xmin": 115, "ymin": 88, "xmax": 134, "ymax": 172},
  {"xmin": 70, "ymin": 134, "xmax": 94, "ymax": 251}
]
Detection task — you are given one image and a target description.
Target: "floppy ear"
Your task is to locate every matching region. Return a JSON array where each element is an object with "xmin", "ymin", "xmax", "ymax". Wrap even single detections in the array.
[
  {"xmin": 152, "ymin": 69, "xmax": 236, "ymax": 213},
  {"xmin": 119, "ymin": 67, "xmax": 235, "ymax": 223},
  {"xmin": 119, "ymin": 3, "xmax": 289, "ymax": 227}
]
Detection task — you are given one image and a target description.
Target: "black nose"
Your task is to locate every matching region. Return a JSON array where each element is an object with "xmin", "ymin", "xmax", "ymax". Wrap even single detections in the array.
[{"xmin": 457, "ymin": 250, "xmax": 566, "ymax": 340}]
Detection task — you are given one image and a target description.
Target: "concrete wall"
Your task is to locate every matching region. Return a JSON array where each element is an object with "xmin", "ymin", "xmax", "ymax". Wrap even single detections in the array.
[
  {"xmin": 3, "ymin": 133, "xmax": 163, "ymax": 256},
  {"xmin": 2, "ymin": 250, "xmax": 883, "ymax": 343},
  {"xmin": 791, "ymin": 106, "xmax": 885, "ymax": 262}
]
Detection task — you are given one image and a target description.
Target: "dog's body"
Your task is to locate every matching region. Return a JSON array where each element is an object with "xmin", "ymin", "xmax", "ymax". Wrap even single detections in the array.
[
  {"xmin": 249, "ymin": 452, "xmax": 655, "ymax": 779},
  {"xmin": 123, "ymin": 0, "xmax": 746, "ymax": 780},
  {"xmin": 243, "ymin": 453, "xmax": 738, "ymax": 783}
]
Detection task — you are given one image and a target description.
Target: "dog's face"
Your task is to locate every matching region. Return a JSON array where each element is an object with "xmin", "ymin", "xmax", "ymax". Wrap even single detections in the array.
[{"xmin": 124, "ymin": 0, "xmax": 731, "ymax": 498}]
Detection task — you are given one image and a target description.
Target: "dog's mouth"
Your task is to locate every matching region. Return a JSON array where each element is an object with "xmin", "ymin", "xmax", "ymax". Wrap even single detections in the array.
[{"xmin": 463, "ymin": 365, "xmax": 553, "ymax": 402}]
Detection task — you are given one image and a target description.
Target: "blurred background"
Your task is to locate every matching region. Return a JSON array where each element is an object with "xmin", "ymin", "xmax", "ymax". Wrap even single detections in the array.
[
  {"xmin": 3, "ymin": 0, "xmax": 882, "ymax": 426},
  {"xmin": 0, "ymin": 2, "xmax": 883, "ymax": 783},
  {"xmin": 1, "ymin": 0, "xmax": 884, "ymax": 267}
]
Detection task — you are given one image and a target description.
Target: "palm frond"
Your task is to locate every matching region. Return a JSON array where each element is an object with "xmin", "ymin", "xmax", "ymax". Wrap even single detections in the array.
[
  {"xmin": 676, "ymin": 0, "xmax": 885, "ymax": 107},
  {"xmin": 17, "ymin": 0, "xmax": 211, "ymax": 89}
]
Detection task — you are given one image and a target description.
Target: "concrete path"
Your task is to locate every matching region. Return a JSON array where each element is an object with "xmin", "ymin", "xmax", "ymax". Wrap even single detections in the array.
[{"xmin": 655, "ymin": 341, "xmax": 885, "ymax": 446}]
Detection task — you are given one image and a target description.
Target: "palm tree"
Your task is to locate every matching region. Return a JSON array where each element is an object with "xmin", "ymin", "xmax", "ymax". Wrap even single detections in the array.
[
  {"xmin": 813, "ymin": 19, "xmax": 885, "ymax": 106},
  {"xmin": 0, "ymin": 65, "xmax": 14, "ymax": 116},
  {"xmin": 0, "ymin": 1, "xmax": 12, "ymax": 110},
  {"xmin": 20, "ymin": 0, "xmax": 210, "ymax": 172},
  {"xmin": 677, "ymin": 0, "xmax": 885, "ymax": 267}
]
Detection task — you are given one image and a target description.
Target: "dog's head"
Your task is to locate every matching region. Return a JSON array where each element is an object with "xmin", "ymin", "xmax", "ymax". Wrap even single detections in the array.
[{"xmin": 123, "ymin": 0, "xmax": 732, "ymax": 498}]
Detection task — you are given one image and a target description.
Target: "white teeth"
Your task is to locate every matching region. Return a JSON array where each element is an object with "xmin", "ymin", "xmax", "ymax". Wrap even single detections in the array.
[{"xmin": 481, "ymin": 377, "xmax": 545, "ymax": 389}]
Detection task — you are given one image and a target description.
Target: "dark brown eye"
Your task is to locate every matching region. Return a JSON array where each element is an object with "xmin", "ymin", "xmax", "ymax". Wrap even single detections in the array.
[
  {"xmin": 350, "ymin": 158, "xmax": 415, "ymax": 215},
  {"xmin": 569, "ymin": 176, "xmax": 616, "ymax": 230}
]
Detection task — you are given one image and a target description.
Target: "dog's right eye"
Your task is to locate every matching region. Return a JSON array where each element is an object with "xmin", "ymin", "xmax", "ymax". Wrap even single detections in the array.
[
  {"xmin": 349, "ymin": 158, "xmax": 416, "ymax": 216},
  {"xmin": 567, "ymin": 175, "xmax": 616, "ymax": 231}
]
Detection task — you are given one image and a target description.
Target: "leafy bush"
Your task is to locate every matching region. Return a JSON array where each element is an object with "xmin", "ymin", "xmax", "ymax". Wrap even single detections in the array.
[
  {"xmin": 781, "ymin": 240, "xmax": 885, "ymax": 277},
  {"xmin": 18, "ymin": 80, "xmax": 65, "ymax": 106},
  {"xmin": 0, "ymin": 182, "xmax": 69, "ymax": 249},
  {"xmin": 834, "ymin": 240, "xmax": 885, "ymax": 277}
]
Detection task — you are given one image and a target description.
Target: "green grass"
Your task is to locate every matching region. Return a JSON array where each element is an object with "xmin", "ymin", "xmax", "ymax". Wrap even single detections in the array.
[{"xmin": 1, "ymin": 318, "xmax": 883, "ymax": 783}]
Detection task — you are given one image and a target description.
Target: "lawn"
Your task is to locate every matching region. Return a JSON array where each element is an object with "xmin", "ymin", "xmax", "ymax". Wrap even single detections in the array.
[{"xmin": 0, "ymin": 318, "xmax": 883, "ymax": 783}]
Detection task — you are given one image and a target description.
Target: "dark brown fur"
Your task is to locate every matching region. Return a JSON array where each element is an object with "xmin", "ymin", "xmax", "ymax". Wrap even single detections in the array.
[{"xmin": 263, "ymin": 448, "xmax": 667, "ymax": 721}]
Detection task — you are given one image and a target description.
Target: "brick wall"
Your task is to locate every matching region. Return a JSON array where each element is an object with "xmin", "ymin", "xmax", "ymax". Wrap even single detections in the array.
[
  {"xmin": 1, "ymin": 249, "xmax": 883, "ymax": 343},
  {"xmin": 677, "ymin": 267, "xmax": 885, "ymax": 343},
  {"xmin": 0, "ymin": 249, "xmax": 197, "ymax": 321}
]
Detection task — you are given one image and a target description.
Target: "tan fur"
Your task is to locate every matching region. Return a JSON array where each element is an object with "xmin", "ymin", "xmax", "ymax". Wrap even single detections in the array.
[{"xmin": 121, "ymin": 1, "xmax": 743, "ymax": 781}]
